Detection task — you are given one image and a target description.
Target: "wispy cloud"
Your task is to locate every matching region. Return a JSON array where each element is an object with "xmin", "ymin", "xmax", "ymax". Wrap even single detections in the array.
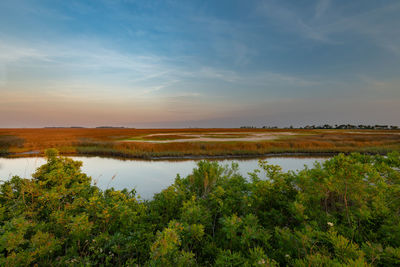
[
  {"xmin": 257, "ymin": 0, "xmax": 400, "ymax": 55},
  {"xmin": 0, "ymin": 0, "xmax": 399, "ymax": 127},
  {"xmin": 257, "ymin": 0, "xmax": 335, "ymax": 43},
  {"xmin": 320, "ymin": 2, "xmax": 400, "ymax": 56},
  {"xmin": 0, "ymin": 41, "xmax": 49, "ymax": 63},
  {"xmin": 0, "ymin": 37, "xmax": 180, "ymax": 93}
]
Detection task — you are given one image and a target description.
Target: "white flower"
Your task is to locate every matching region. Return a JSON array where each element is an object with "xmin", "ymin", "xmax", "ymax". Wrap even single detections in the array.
[
  {"xmin": 258, "ymin": 259, "xmax": 265, "ymax": 264},
  {"xmin": 327, "ymin": 222, "xmax": 334, "ymax": 227}
]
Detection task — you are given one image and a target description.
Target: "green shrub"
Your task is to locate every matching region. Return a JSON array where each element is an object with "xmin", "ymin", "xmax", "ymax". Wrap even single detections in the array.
[{"xmin": 0, "ymin": 150, "xmax": 399, "ymax": 266}]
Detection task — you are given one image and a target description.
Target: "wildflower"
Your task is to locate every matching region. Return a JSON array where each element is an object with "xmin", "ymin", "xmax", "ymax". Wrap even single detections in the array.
[
  {"xmin": 327, "ymin": 222, "xmax": 334, "ymax": 227},
  {"xmin": 258, "ymin": 259, "xmax": 266, "ymax": 264}
]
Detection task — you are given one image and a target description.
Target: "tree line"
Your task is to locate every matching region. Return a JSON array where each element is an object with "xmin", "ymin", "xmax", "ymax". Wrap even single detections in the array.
[{"xmin": 241, "ymin": 124, "xmax": 399, "ymax": 130}]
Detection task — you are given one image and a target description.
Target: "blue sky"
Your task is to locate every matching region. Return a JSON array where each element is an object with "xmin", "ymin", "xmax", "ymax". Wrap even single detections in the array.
[{"xmin": 0, "ymin": 0, "xmax": 399, "ymax": 127}]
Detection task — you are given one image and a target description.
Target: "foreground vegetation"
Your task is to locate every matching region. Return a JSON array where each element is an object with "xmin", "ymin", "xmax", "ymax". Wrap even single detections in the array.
[
  {"xmin": 1, "ymin": 128, "xmax": 399, "ymax": 159},
  {"xmin": 1, "ymin": 150, "xmax": 400, "ymax": 266}
]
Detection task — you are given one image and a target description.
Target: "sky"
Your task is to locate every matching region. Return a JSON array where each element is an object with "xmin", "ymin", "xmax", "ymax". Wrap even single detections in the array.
[{"xmin": 0, "ymin": 0, "xmax": 399, "ymax": 128}]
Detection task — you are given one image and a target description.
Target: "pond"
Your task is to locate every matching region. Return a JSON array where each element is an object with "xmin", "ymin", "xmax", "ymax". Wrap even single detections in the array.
[{"xmin": 0, "ymin": 156, "xmax": 327, "ymax": 199}]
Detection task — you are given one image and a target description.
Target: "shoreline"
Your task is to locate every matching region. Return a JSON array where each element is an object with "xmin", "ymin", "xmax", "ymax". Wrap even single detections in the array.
[{"xmin": 0, "ymin": 150, "xmax": 389, "ymax": 161}]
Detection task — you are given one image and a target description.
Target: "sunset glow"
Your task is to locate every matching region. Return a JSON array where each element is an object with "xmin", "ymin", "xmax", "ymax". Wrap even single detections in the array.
[{"xmin": 1, "ymin": 0, "xmax": 399, "ymax": 127}]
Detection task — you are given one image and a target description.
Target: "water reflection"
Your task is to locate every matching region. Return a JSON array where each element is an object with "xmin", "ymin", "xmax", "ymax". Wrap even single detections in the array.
[{"xmin": 0, "ymin": 156, "xmax": 326, "ymax": 199}]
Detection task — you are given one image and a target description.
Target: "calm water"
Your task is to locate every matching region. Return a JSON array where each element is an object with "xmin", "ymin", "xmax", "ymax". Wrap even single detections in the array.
[{"xmin": 0, "ymin": 157, "xmax": 326, "ymax": 199}]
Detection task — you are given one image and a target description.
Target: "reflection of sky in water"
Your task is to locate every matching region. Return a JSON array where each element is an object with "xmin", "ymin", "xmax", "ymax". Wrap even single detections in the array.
[{"xmin": 0, "ymin": 157, "xmax": 326, "ymax": 199}]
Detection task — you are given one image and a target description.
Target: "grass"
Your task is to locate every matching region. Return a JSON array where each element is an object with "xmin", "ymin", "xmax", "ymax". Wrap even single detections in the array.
[
  {"xmin": 0, "ymin": 135, "xmax": 24, "ymax": 155},
  {"xmin": 201, "ymin": 133, "xmax": 251, "ymax": 138},
  {"xmin": 128, "ymin": 134, "xmax": 197, "ymax": 141},
  {"xmin": 0, "ymin": 128, "xmax": 399, "ymax": 159}
]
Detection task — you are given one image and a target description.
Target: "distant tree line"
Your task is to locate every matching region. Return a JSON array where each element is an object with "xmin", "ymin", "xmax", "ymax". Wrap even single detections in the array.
[
  {"xmin": 302, "ymin": 124, "xmax": 399, "ymax": 130},
  {"xmin": 241, "ymin": 124, "xmax": 399, "ymax": 130}
]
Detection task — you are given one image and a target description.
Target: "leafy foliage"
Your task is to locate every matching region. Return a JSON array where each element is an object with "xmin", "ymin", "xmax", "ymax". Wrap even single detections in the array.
[{"xmin": 0, "ymin": 150, "xmax": 399, "ymax": 266}]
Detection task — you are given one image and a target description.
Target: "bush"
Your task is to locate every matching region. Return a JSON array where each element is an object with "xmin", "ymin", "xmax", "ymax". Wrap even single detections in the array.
[{"xmin": 0, "ymin": 151, "xmax": 399, "ymax": 266}]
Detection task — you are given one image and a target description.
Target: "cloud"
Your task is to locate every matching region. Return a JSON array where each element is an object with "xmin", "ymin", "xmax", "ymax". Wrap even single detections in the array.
[
  {"xmin": 0, "ymin": 0, "xmax": 399, "ymax": 127},
  {"xmin": 257, "ymin": 0, "xmax": 400, "ymax": 54},
  {"xmin": 0, "ymin": 37, "xmax": 182, "ymax": 95},
  {"xmin": 257, "ymin": 0, "xmax": 335, "ymax": 43},
  {"xmin": 324, "ymin": 2, "xmax": 400, "ymax": 56},
  {"xmin": 0, "ymin": 34, "xmax": 324, "ymax": 98},
  {"xmin": 0, "ymin": 41, "xmax": 49, "ymax": 63}
]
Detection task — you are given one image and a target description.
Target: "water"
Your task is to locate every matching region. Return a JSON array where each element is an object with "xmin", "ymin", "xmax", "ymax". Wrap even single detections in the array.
[{"xmin": 0, "ymin": 156, "xmax": 326, "ymax": 199}]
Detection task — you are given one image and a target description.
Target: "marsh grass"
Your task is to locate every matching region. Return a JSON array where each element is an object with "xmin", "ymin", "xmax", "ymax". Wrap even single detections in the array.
[
  {"xmin": 0, "ymin": 135, "xmax": 24, "ymax": 155},
  {"xmin": 136, "ymin": 134, "xmax": 197, "ymax": 141},
  {"xmin": 0, "ymin": 128, "xmax": 399, "ymax": 158}
]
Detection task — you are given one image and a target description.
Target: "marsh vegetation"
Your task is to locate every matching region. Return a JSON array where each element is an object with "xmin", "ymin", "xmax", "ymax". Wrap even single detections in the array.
[{"xmin": 0, "ymin": 128, "xmax": 399, "ymax": 159}]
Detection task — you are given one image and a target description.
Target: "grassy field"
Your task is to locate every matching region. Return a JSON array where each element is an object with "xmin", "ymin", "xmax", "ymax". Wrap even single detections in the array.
[{"xmin": 0, "ymin": 128, "xmax": 399, "ymax": 159}]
